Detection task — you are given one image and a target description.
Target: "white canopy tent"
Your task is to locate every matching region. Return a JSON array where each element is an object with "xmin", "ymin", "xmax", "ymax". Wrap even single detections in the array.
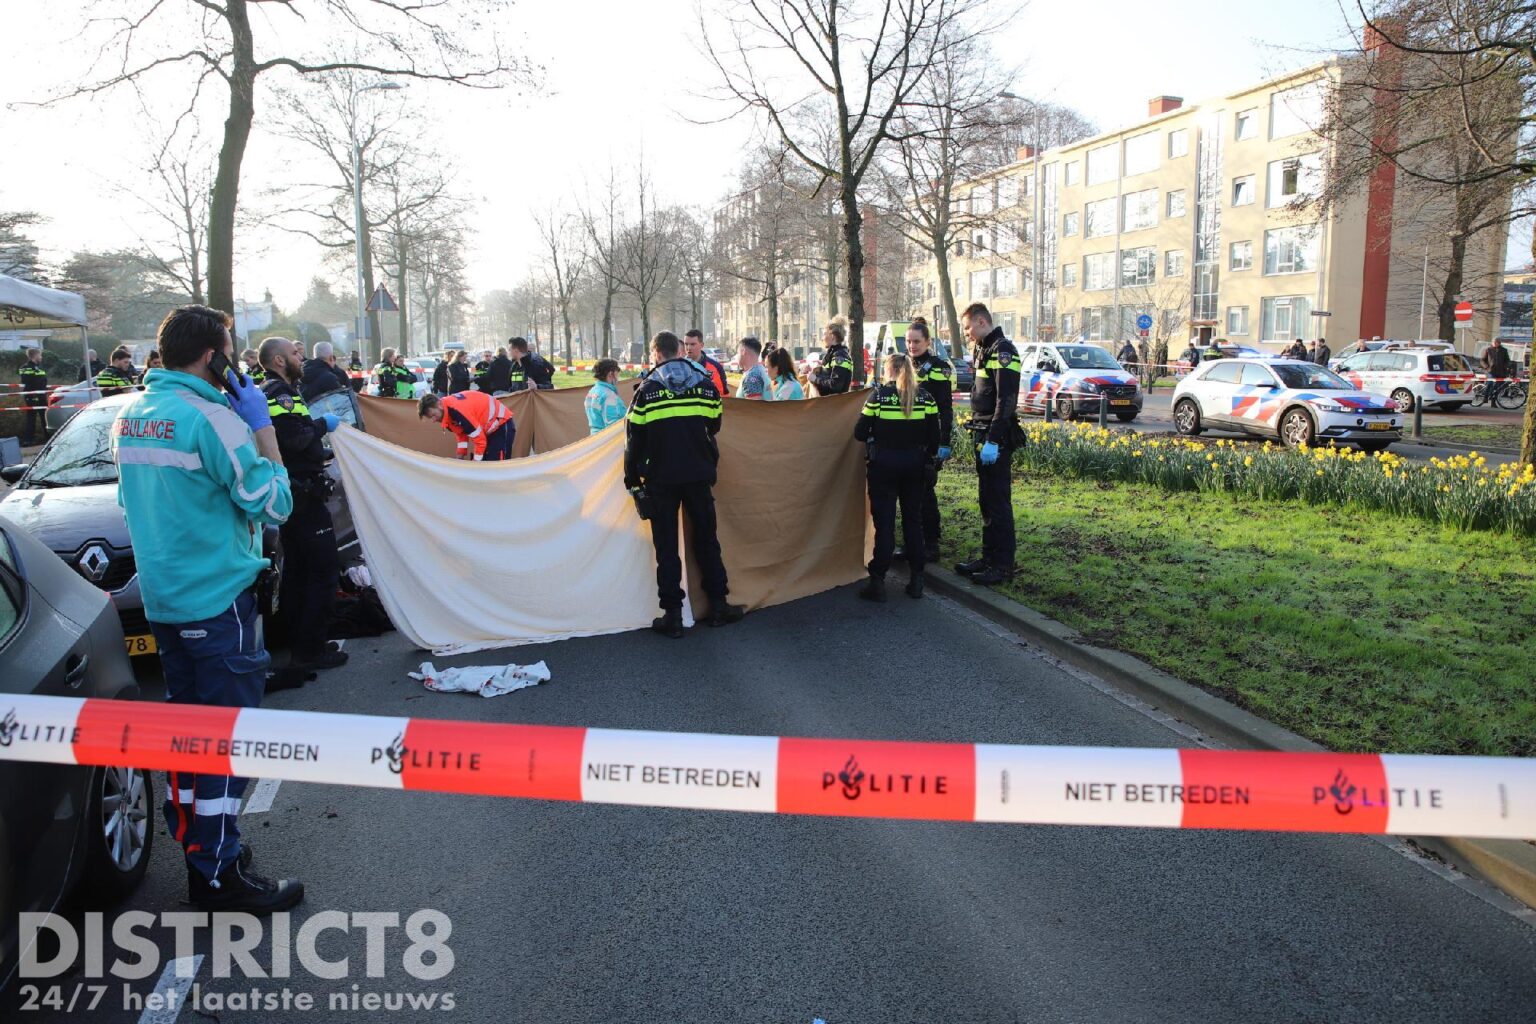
[{"xmin": 0, "ymin": 272, "xmax": 89, "ymax": 368}]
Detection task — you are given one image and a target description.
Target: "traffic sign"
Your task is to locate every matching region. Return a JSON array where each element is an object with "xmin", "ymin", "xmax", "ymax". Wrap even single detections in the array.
[
  {"xmin": 367, "ymin": 286, "xmax": 398, "ymax": 312},
  {"xmin": 1135, "ymin": 314, "xmax": 1153, "ymax": 331},
  {"xmin": 1138, "ymin": 328, "xmax": 1150, "ymax": 338},
  {"xmin": 1454, "ymin": 301, "xmax": 1474, "ymax": 322}
]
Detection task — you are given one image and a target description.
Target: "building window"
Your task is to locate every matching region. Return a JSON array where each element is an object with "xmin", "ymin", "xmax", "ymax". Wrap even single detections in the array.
[
  {"xmin": 1168, "ymin": 128, "xmax": 1189, "ymax": 158},
  {"xmin": 1271, "ymin": 80, "xmax": 1325, "ymax": 139},
  {"xmin": 969, "ymin": 269, "xmax": 993, "ymax": 299},
  {"xmin": 1061, "ymin": 313, "xmax": 1076, "ymax": 337},
  {"xmin": 1085, "ymin": 197, "xmax": 1117, "ymax": 238},
  {"xmin": 1124, "ymin": 132, "xmax": 1159, "ymax": 177},
  {"xmin": 1064, "ymin": 161, "xmax": 1081, "ymax": 186},
  {"xmin": 997, "ymin": 177, "xmax": 1019, "ymax": 208},
  {"xmin": 1021, "ymin": 175, "xmax": 1034, "ymax": 198},
  {"xmin": 997, "ymin": 311, "xmax": 1017, "ymax": 337},
  {"xmin": 927, "ymin": 281, "xmax": 936, "ymax": 299},
  {"xmin": 1086, "ymin": 143, "xmax": 1119, "ymax": 185},
  {"xmin": 994, "ymin": 266, "xmax": 1019, "ymax": 297},
  {"xmin": 1165, "ymin": 249, "xmax": 1186, "ymax": 277},
  {"xmin": 1226, "ymin": 306, "xmax": 1250, "ymax": 335},
  {"xmin": 1063, "ymin": 211, "xmax": 1080, "ymax": 236},
  {"xmin": 970, "ymin": 185, "xmax": 993, "ymax": 216},
  {"xmin": 973, "ymin": 231, "xmax": 989, "ymax": 252},
  {"xmin": 1229, "ymin": 240, "xmax": 1254, "ymax": 271},
  {"xmin": 1232, "ymin": 175, "xmax": 1256, "ymax": 206},
  {"xmin": 1083, "ymin": 252, "xmax": 1116, "ymax": 291},
  {"xmin": 995, "ymin": 221, "xmax": 1020, "ymax": 255},
  {"xmin": 1266, "ymin": 153, "xmax": 1323, "ymax": 207},
  {"xmin": 1166, "ymin": 189, "xmax": 1187, "ymax": 218},
  {"xmin": 1264, "ymin": 225, "xmax": 1319, "ymax": 274},
  {"xmin": 1260, "ymin": 295, "xmax": 1312, "ymax": 340},
  {"xmin": 1122, "ymin": 189, "xmax": 1158, "ymax": 232},
  {"xmin": 906, "ymin": 279, "xmax": 924, "ymax": 306},
  {"xmin": 1121, "ymin": 246, "xmax": 1157, "ymax": 286},
  {"xmin": 1081, "ymin": 306, "xmax": 1114, "ymax": 340},
  {"xmin": 1235, "ymin": 109, "xmax": 1258, "ymax": 140},
  {"xmin": 1062, "ymin": 262, "xmax": 1079, "ymax": 288}
]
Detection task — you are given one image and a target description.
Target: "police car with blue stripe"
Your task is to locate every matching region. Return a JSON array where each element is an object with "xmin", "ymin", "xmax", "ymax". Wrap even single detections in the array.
[{"xmin": 1172, "ymin": 358, "xmax": 1402, "ymax": 450}]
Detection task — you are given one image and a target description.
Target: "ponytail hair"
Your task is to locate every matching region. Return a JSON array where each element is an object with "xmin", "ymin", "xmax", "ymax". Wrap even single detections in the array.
[
  {"xmin": 887, "ymin": 353, "xmax": 917, "ymax": 418},
  {"xmin": 826, "ymin": 316, "xmax": 848, "ymax": 345},
  {"xmin": 908, "ymin": 316, "xmax": 930, "ymax": 340}
]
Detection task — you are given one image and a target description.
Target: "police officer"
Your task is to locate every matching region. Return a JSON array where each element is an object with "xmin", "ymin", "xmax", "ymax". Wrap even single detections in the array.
[
  {"xmin": 240, "ymin": 347, "xmax": 266, "ymax": 385},
  {"xmin": 18, "ymin": 346, "xmax": 48, "ymax": 445},
  {"xmin": 625, "ymin": 331, "xmax": 744, "ymax": 638},
  {"xmin": 811, "ymin": 317, "xmax": 855, "ymax": 395},
  {"xmin": 479, "ymin": 346, "xmax": 515, "ymax": 393},
  {"xmin": 904, "ymin": 317, "xmax": 953, "ymax": 562},
  {"xmin": 509, "ymin": 336, "xmax": 555, "ymax": 390},
  {"xmin": 95, "ymin": 347, "xmax": 139, "ymax": 397},
  {"xmin": 855, "ymin": 352, "xmax": 941, "ymax": 602},
  {"xmin": 258, "ymin": 336, "xmax": 347, "ymax": 675},
  {"xmin": 954, "ymin": 302, "xmax": 1020, "ymax": 586},
  {"xmin": 472, "ymin": 349, "xmax": 493, "ymax": 390}
]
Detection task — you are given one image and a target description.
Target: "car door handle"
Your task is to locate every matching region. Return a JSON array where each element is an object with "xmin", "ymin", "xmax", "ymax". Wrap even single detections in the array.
[{"xmin": 64, "ymin": 653, "xmax": 89, "ymax": 687}]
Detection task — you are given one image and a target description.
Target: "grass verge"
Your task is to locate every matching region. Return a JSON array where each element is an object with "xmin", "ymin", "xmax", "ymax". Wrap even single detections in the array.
[
  {"xmin": 1421, "ymin": 422, "xmax": 1526, "ymax": 451},
  {"xmin": 933, "ymin": 467, "xmax": 1536, "ymax": 757}
]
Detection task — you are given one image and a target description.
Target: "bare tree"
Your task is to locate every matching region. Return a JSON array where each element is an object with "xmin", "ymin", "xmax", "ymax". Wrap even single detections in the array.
[
  {"xmin": 614, "ymin": 161, "xmax": 676, "ymax": 353},
  {"xmin": 700, "ymin": 0, "xmax": 995, "ymax": 380},
  {"xmin": 1115, "ymin": 274, "xmax": 1194, "ymax": 385},
  {"xmin": 983, "ymin": 98, "xmax": 1098, "ymax": 170},
  {"xmin": 580, "ymin": 168, "xmax": 628, "ymax": 359},
  {"xmin": 669, "ymin": 207, "xmax": 715, "ymax": 333},
  {"xmin": 714, "ymin": 147, "xmax": 810, "ymax": 342},
  {"xmin": 124, "ymin": 123, "xmax": 213, "ymax": 304},
  {"xmin": 534, "ymin": 209, "xmax": 588, "ymax": 368},
  {"xmin": 0, "ymin": 211, "xmax": 46, "ymax": 282},
  {"xmin": 49, "ymin": 0, "xmax": 535, "ymax": 314}
]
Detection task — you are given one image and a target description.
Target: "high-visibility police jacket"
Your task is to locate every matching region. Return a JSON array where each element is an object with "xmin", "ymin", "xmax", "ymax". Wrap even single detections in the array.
[
  {"xmin": 911, "ymin": 352, "xmax": 955, "ymax": 440},
  {"xmin": 19, "ymin": 361, "xmax": 47, "ymax": 401},
  {"xmin": 439, "ymin": 390, "xmax": 514, "ymax": 460},
  {"xmin": 969, "ymin": 327, "xmax": 1021, "ymax": 445},
  {"xmin": 375, "ymin": 363, "xmax": 414, "ymax": 399},
  {"xmin": 261, "ymin": 376, "xmax": 327, "ymax": 479},
  {"xmin": 854, "ymin": 384, "xmax": 941, "ymax": 457},
  {"xmin": 111, "ymin": 369, "xmax": 292, "ymax": 623},
  {"xmin": 812, "ymin": 343, "xmax": 854, "ymax": 395},
  {"xmin": 624, "ymin": 358, "xmax": 722, "ymax": 488},
  {"xmin": 95, "ymin": 366, "xmax": 138, "ymax": 397}
]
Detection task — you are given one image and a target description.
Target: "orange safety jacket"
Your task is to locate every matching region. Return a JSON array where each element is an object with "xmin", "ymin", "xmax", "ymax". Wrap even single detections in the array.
[{"xmin": 439, "ymin": 391, "xmax": 513, "ymax": 459}]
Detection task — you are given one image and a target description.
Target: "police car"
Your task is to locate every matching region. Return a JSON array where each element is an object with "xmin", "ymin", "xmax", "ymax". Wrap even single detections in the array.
[
  {"xmin": 1017, "ymin": 342, "xmax": 1142, "ymax": 421},
  {"xmin": 1172, "ymin": 358, "xmax": 1401, "ymax": 450},
  {"xmin": 1331, "ymin": 346, "xmax": 1475, "ymax": 412}
]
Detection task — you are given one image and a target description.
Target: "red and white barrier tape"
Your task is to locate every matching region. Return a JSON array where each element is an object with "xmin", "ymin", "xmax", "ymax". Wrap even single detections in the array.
[{"xmin": 1, "ymin": 696, "xmax": 1531, "ymax": 837}]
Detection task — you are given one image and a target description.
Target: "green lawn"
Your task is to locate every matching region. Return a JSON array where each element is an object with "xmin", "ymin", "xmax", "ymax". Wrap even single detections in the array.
[
  {"xmin": 1421, "ymin": 422, "xmax": 1526, "ymax": 451},
  {"xmin": 933, "ymin": 468, "xmax": 1536, "ymax": 757}
]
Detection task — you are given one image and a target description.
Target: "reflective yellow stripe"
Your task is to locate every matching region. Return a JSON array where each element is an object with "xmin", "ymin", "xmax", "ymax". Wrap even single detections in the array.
[{"xmin": 630, "ymin": 403, "xmax": 722, "ymax": 426}]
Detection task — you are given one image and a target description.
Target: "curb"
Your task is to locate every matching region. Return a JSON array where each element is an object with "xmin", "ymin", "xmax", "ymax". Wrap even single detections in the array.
[
  {"xmin": 1399, "ymin": 436, "xmax": 1522, "ymax": 457},
  {"xmin": 926, "ymin": 566, "xmax": 1536, "ymax": 912}
]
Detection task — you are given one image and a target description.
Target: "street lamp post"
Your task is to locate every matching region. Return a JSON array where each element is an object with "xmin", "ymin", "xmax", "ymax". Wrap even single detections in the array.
[{"xmin": 349, "ymin": 81, "xmax": 404, "ymax": 369}]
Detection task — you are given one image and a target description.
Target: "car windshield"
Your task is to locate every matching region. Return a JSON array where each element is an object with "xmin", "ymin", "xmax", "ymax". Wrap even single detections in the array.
[
  {"xmin": 26, "ymin": 402, "xmax": 120, "ymax": 487},
  {"xmin": 1272, "ymin": 364, "xmax": 1353, "ymax": 390},
  {"xmin": 1055, "ymin": 345, "xmax": 1121, "ymax": 370}
]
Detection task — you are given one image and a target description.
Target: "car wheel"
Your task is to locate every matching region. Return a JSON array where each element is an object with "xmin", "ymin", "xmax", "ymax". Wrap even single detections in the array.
[
  {"xmin": 1055, "ymin": 394, "xmax": 1075, "ymax": 421},
  {"xmin": 82, "ymin": 765, "xmax": 153, "ymax": 903},
  {"xmin": 1438, "ymin": 403, "xmax": 1466, "ymax": 413},
  {"xmin": 1279, "ymin": 407, "xmax": 1316, "ymax": 449},
  {"xmin": 1357, "ymin": 440, "xmax": 1392, "ymax": 453},
  {"xmin": 1390, "ymin": 388, "xmax": 1416, "ymax": 413},
  {"xmin": 1173, "ymin": 398, "xmax": 1202, "ymax": 435},
  {"xmin": 1114, "ymin": 411, "xmax": 1138, "ymax": 423}
]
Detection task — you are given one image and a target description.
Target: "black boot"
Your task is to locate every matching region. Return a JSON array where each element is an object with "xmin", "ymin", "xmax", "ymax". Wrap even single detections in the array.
[
  {"xmin": 188, "ymin": 862, "xmax": 304, "ymax": 915},
  {"xmin": 954, "ymin": 558, "xmax": 988, "ymax": 577},
  {"xmin": 891, "ymin": 547, "xmax": 909, "ymax": 562},
  {"xmin": 905, "ymin": 572, "xmax": 925, "ymax": 599},
  {"xmin": 971, "ymin": 565, "xmax": 1013, "ymax": 586},
  {"xmin": 706, "ymin": 602, "xmax": 746, "ymax": 627},
  {"xmin": 651, "ymin": 609, "xmax": 685, "ymax": 639},
  {"xmin": 292, "ymin": 647, "xmax": 348, "ymax": 671},
  {"xmin": 859, "ymin": 575, "xmax": 887, "ymax": 602}
]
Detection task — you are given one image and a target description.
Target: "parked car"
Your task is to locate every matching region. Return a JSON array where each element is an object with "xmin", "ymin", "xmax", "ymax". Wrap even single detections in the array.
[
  {"xmin": 1173, "ymin": 358, "xmax": 1401, "ymax": 450},
  {"xmin": 0, "ymin": 393, "xmax": 353, "ymax": 657},
  {"xmin": 1016, "ymin": 342, "xmax": 1143, "ymax": 421},
  {"xmin": 0, "ymin": 514, "xmax": 151, "ymax": 985},
  {"xmin": 44, "ymin": 378, "xmax": 117, "ymax": 433},
  {"xmin": 1332, "ymin": 346, "xmax": 1476, "ymax": 412}
]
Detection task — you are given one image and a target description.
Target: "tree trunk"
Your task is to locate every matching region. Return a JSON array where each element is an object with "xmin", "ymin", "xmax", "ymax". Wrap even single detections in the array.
[
  {"xmin": 184, "ymin": 205, "xmax": 205, "ymax": 305},
  {"xmin": 395, "ymin": 233, "xmax": 410, "ymax": 354},
  {"xmin": 841, "ymin": 186, "xmax": 866, "ymax": 384},
  {"xmin": 824, "ymin": 213, "xmax": 840, "ymax": 318},
  {"xmin": 561, "ymin": 297, "xmax": 574, "ymax": 369},
  {"xmin": 934, "ymin": 233, "xmax": 962, "ymax": 353},
  {"xmin": 206, "ymin": 0, "xmax": 256, "ymax": 313},
  {"xmin": 1434, "ymin": 235, "xmax": 1467, "ymax": 341},
  {"xmin": 601, "ymin": 293, "xmax": 613, "ymax": 359},
  {"xmin": 1524, "ymin": 232, "xmax": 1536, "ymax": 468}
]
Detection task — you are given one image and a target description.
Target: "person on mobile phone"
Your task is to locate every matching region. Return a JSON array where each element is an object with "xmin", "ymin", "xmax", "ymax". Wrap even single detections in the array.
[{"xmin": 111, "ymin": 305, "xmax": 304, "ymax": 915}]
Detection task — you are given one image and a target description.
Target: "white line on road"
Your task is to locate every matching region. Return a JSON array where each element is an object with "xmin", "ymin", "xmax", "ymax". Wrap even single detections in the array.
[
  {"xmin": 243, "ymin": 777, "xmax": 282, "ymax": 815},
  {"xmin": 138, "ymin": 954, "xmax": 202, "ymax": 1024}
]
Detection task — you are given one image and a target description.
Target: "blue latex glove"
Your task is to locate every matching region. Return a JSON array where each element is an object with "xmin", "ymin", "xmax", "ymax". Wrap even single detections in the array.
[
  {"xmin": 979, "ymin": 441, "xmax": 999, "ymax": 465},
  {"xmin": 223, "ymin": 368, "xmax": 271, "ymax": 432},
  {"xmin": 937, "ymin": 445, "xmax": 952, "ymax": 461},
  {"xmin": 318, "ymin": 414, "xmax": 340, "ymax": 434}
]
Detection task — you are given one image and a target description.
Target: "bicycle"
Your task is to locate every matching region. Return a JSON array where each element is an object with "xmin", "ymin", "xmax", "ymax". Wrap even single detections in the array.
[{"xmin": 1497, "ymin": 377, "xmax": 1527, "ymax": 410}]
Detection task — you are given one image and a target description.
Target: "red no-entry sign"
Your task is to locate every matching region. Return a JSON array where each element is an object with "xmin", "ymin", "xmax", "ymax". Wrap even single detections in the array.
[{"xmin": 1454, "ymin": 301, "xmax": 1474, "ymax": 322}]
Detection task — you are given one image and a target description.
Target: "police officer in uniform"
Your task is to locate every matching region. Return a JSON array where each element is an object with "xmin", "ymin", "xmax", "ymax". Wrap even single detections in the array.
[
  {"xmin": 811, "ymin": 317, "xmax": 855, "ymax": 396},
  {"xmin": 95, "ymin": 347, "xmax": 140, "ymax": 397},
  {"xmin": 258, "ymin": 336, "xmax": 348, "ymax": 675},
  {"xmin": 904, "ymin": 317, "xmax": 953, "ymax": 562},
  {"xmin": 855, "ymin": 352, "xmax": 941, "ymax": 602},
  {"xmin": 241, "ymin": 348, "xmax": 266, "ymax": 385},
  {"xmin": 472, "ymin": 350, "xmax": 493, "ymax": 390},
  {"xmin": 954, "ymin": 302, "xmax": 1020, "ymax": 587},
  {"xmin": 625, "ymin": 331, "xmax": 744, "ymax": 638},
  {"xmin": 18, "ymin": 347, "xmax": 48, "ymax": 445},
  {"xmin": 509, "ymin": 336, "xmax": 555, "ymax": 390}
]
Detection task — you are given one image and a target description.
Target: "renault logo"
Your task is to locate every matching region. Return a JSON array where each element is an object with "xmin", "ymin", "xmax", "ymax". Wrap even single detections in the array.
[{"xmin": 77, "ymin": 545, "xmax": 110, "ymax": 583}]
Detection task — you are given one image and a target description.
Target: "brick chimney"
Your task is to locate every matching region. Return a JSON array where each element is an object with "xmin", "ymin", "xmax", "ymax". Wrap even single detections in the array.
[
  {"xmin": 1363, "ymin": 19, "xmax": 1402, "ymax": 52},
  {"xmin": 1148, "ymin": 96, "xmax": 1184, "ymax": 117},
  {"xmin": 1016, "ymin": 144, "xmax": 1036, "ymax": 162}
]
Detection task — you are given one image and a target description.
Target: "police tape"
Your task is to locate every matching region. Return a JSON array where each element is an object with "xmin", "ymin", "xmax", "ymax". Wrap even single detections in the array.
[{"xmin": 1, "ymin": 695, "xmax": 1532, "ymax": 838}]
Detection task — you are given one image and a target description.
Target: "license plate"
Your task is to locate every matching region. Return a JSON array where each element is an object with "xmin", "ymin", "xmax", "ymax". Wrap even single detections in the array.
[
  {"xmin": 124, "ymin": 633, "xmax": 157, "ymax": 656},
  {"xmin": 1110, "ymin": 399, "xmax": 1132, "ymax": 406},
  {"xmin": 1367, "ymin": 422, "xmax": 1392, "ymax": 431}
]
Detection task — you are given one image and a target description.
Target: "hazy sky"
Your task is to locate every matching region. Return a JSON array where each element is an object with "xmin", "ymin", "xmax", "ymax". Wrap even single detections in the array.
[{"xmin": 4, "ymin": 0, "xmax": 1517, "ymax": 311}]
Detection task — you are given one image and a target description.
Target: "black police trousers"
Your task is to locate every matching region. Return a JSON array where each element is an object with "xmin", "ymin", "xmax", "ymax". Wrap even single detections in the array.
[
  {"xmin": 647, "ymin": 480, "xmax": 728, "ymax": 612},
  {"xmin": 868, "ymin": 451, "xmax": 927, "ymax": 577},
  {"xmin": 976, "ymin": 442, "xmax": 1015, "ymax": 569},
  {"xmin": 278, "ymin": 493, "xmax": 339, "ymax": 662},
  {"xmin": 920, "ymin": 459, "xmax": 941, "ymax": 549}
]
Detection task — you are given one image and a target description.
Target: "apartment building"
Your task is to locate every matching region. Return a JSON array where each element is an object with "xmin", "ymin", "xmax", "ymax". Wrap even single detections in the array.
[{"xmin": 909, "ymin": 58, "xmax": 1509, "ymax": 355}]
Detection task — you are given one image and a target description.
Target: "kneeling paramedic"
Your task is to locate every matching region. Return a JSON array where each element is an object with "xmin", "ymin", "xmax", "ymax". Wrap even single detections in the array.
[
  {"xmin": 625, "ymin": 330, "xmax": 744, "ymax": 638},
  {"xmin": 856, "ymin": 353, "xmax": 941, "ymax": 601},
  {"xmin": 418, "ymin": 390, "xmax": 515, "ymax": 460},
  {"xmin": 111, "ymin": 304, "xmax": 303, "ymax": 914},
  {"xmin": 956, "ymin": 302, "xmax": 1020, "ymax": 587},
  {"xmin": 259, "ymin": 336, "xmax": 348, "ymax": 676}
]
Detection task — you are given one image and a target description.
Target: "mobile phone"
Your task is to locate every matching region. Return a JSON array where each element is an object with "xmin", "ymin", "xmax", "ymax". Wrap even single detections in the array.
[{"xmin": 208, "ymin": 349, "xmax": 244, "ymax": 393}]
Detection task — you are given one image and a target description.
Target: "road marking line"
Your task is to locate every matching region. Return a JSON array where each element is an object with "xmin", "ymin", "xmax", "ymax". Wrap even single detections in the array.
[
  {"xmin": 138, "ymin": 954, "xmax": 202, "ymax": 1024},
  {"xmin": 243, "ymin": 777, "xmax": 281, "ymax": 814}
]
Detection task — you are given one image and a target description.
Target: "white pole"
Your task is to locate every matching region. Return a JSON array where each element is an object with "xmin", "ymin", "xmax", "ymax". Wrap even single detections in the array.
[
  {"xmin": 1417, "ymin": 247, "xmax": 1429, "ymax": 339},
  {"xmin": 351, "ymin": 135, "xmax": 368, "ymax": 368}
]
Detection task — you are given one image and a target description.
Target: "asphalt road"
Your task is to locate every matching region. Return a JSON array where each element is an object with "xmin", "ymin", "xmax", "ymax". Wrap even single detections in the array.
[{"xmin": 10, "ymin": 587, "xmax": 1535, "ymax": 1023}]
